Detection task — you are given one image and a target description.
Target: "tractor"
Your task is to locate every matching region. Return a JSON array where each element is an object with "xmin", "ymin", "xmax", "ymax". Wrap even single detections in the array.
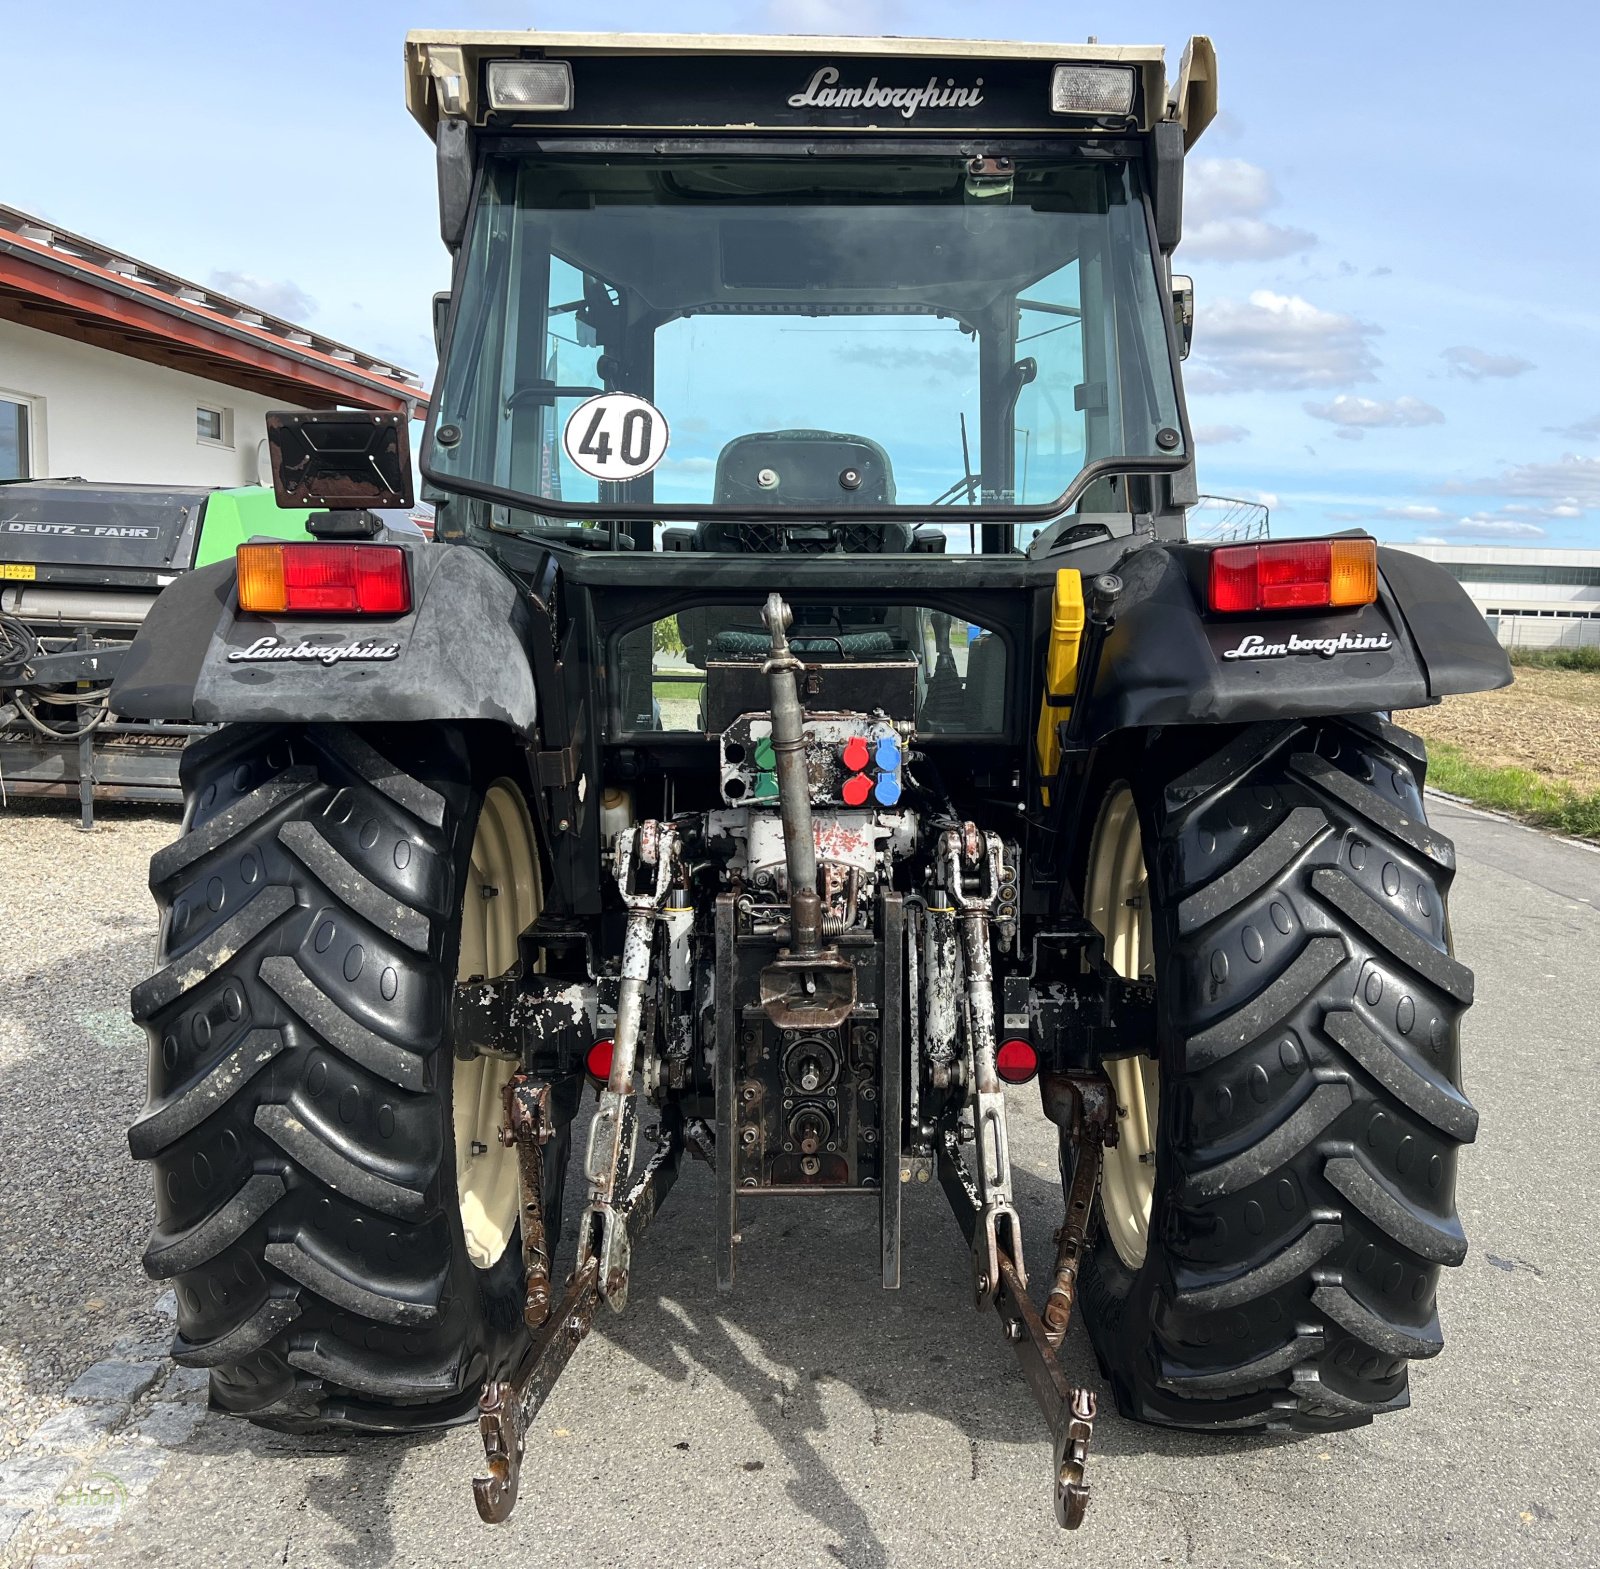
[{"xmin": 111, "ymin": 30, "xmax": 1510, "ymax": 1530}]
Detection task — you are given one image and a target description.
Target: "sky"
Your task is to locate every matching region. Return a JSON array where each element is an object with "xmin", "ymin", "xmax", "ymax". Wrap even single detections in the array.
[{"xmin": 3, "ymin": 0, "xmax": 1597, "ymax": 548}]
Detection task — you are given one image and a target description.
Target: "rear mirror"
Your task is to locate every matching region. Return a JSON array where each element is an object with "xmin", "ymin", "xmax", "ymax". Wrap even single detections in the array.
[
  {"xmin": 433, "ymin": 291, "xmax": 451, "ymax": 356},
  {"xmin": 265, "ymin": 411, "xmax": 414, "ymax": 510},
  {"xmin": 1171, "ymin": 274, "xmax": 1195, "ymax": 360}
]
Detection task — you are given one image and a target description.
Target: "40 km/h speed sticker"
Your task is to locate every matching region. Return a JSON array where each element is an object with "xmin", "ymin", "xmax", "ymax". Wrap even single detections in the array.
[{"xmin": 562, "ymin": 393, "xmax": 670, "ymax": 482}]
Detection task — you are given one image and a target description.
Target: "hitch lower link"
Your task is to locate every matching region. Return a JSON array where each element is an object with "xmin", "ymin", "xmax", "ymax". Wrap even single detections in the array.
[
  {"xmin": 940, "ymin": 1070, "xmax": 1114, "ymax": 1530},
  {"xmin": 473, "ymin": 821, "xmax": 683, "ymax": 1525}
]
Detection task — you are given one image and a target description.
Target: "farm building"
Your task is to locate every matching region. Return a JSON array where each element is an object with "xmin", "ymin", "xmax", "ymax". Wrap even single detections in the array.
[
  {"xmin": 0, "ymin": 203, "xmax": 422, "ymax": 488},
  {"xmin": 1390, "ymin": 543, "xmax": 1600, "ymax": 650}
]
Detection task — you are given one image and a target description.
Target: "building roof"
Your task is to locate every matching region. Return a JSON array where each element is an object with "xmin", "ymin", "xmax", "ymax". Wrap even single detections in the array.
[
  {"xmin": 1392, "ymin": 543, "xmax": 1600, "ymax": 567},
  {"xmin": 0, "ymin": 205, "xmax": 425, "ymax": 416}
]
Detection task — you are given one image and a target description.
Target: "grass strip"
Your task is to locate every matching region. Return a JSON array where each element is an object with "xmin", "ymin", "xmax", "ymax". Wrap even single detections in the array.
[
  {"xmin": 1506, "ymin": 646, "xmax": 1600, "ymax": 673},
  {"xmin": 1427, "ymin": 741, "xmax": 1600, "ymax": 840}
]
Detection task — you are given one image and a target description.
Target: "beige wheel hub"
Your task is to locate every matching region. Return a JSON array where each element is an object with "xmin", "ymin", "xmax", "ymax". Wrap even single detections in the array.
[
  {"xmin": 1085, "ymin": 785, "xmax": 1159, "ymax": 1270},
  {"xmin": 454, "ymin": 781, "xmax": 541, "ymax": 1270}
]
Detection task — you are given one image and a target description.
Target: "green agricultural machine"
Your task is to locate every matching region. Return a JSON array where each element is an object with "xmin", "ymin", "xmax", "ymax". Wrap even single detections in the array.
[{"xmin": 0, "ymin": 484, "xmax": 316, "ymax": 824}]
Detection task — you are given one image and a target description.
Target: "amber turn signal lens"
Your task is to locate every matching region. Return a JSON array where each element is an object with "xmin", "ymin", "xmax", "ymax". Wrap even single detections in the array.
[
  {"xmin": 1329, "ymin": 538, "xmax": 1379, "ymax": 607},
  {"xmin": 235, "ymin": 543, "xmax": 288, "ymax": 614}
]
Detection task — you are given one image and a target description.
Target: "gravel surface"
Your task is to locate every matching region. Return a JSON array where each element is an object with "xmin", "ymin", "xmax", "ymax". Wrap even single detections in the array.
[
  {"xmin": 1403, "ymin": 667, "xmax": 1600, "ymax": 792},
  {"xmin": 0, "ymin": 794, "xmax": 1596, "ymax": 1567},
  {"xmin": 0, "ymin": 803, "xmax": 179, "ymax": 1476}
]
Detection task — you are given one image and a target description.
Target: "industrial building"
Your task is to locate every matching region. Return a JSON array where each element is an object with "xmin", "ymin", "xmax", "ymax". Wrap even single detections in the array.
[
  {"xmin": 0, "ymin": 203, "xmax": 422, "ymax": 488},
  {"xmin": 1390, "ymin": 543, "xmax": 1600, "ymax": 649}
]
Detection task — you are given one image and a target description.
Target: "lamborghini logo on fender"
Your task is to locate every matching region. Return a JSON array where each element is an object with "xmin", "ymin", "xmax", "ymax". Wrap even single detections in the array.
[
  {"xmin": 227, "ymin": 635, "xmax": 400, "ymax": 666},
  {"xmin": 1222, "ymin": 630, "xmax": 1393, "ymax": 660}
]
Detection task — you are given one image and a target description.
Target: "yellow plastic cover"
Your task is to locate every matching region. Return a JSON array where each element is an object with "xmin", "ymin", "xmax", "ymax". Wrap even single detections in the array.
[{"xmin": 1036, "ymin": 568, "xmax": 1086, "ymax": 785}]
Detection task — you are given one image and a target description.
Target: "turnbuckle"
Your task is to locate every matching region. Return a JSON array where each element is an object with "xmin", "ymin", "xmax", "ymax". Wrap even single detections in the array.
[
  {"xmin": 942, "ymin": 824, "xmax": 1023, "ymax": 1308},
  {"xmin": 499, "ymin": 1075, "xmax": 555, "ymax": 1331},
  {"xmin": 1040, "ymin": 1071, "xmax": 1118, "ymax": 1348},
  {"xmin": 579, "ymin": 820, "xmax": 678, "ymax": 1311}
]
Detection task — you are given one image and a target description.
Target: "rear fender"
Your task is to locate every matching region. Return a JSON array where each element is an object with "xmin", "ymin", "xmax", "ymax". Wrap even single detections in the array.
[
  {"xmin": 1077, "ymin": 542, "xmax": 1511, "ymax": 741},
  {"xmin": 109, "ymin": 542, "xmax": 537, "ymax": 733}
]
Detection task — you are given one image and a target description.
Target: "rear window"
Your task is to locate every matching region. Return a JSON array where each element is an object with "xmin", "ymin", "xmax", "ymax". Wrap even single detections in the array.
[{"xmin": 614, "ymin": 603, "xmax": 1007, "ymax": 738}]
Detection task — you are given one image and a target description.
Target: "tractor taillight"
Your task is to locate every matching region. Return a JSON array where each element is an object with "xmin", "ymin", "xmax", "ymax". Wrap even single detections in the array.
[
  {"xmin": 995, "ymin": 1038, "xmax": 1040, "ymax": 1085},
  {"xmin": 1209, "ymin": 538, "xmax": 1377, "ymax": 614},
  {"xmin": 236, "ymin": 543, "xmax": 411, "ymax": 616},
  {"xmin": 585, "ymin": 1039, "xmax": 615, "ymax": 1082}
]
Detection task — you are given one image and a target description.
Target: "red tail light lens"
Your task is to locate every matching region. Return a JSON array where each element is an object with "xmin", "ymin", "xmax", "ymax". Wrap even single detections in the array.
[
  {"xmin": 236, "ymin": 543, "xmax": 410, "ymax": 615},
  {"xmin": 585, "ymin": 1039, "xmax": 615, "ymax": 1082},
  {"xmin": 995, "ymin": 1037, "xmax": 1040, "ymax": 1085},
  {"xmin": 1209, "ymin": 538, "xmax": 1377, "ymax": 613}
]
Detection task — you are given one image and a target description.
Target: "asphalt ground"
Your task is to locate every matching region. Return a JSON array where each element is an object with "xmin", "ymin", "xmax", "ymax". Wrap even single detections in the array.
[{"xmin": 0, "ymin": 793, "xmax": 1595, "ymax": 1568}]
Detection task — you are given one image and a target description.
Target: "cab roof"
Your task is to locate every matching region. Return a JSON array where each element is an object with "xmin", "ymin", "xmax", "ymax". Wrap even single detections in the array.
[{"xmin": 403, "ymin": 31, "xmax": 1216, "ymax": 147}]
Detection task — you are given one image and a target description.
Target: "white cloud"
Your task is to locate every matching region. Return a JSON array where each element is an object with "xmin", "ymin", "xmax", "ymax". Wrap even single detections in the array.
[
  {"xmin": 1448, "ymin": 454, "xmax": 1600, "ymax": 510},
  {"xmin": 837, "ymin": 342, "xmax": 970, "ymax": 375},
  {"xmin": 763, "ymin": 0, "xmax": 899, "ymax": 28},
  {"xmin": 1377, "ymin": 505, "xmax": 1451, "ymax": 523},
  {"xmin": 1181, "ymin": 158, "xmax": 1316, "ymax": 262},
  {"xmin": 1548, "ymin": 413, "xmax": 1600, "ymax": 441},
  {"xmin": 1445, "ymin": 516, "xmax": 1547, "ymax": 540},
  {"xmin": 1193, "ymin": 423, "xmax": 1249, "ymax": 445},
  {"xmin": 1442, "ymin": 344, "xmax": 1535, "ymax": 380},
  {"xmin": 1183, "ymin": 218, "xmax": 1318, "ymax": 262},
  {"xmin": 1186, "ymin": 158, "xmax": 1274, "ymax": 221},
  {"xmin": 207, "ymin": 269, "xmax": 316, "ymax": 322},
  {"xmin": 1411, "ymin": 535, "xmax": 1450, "ymax": 545},
  {"xmin": 1188, "ymin": 291, "xmax": 1381, "ymax": 392},
  {"xmin": 1304, "ymin": 394, "xmax": 1445, "ymax": 429},
  {"xmin": 1335, "ymin": 428, "xmax": 1365, "ymax": 442},
  {"xmin": 1234, "ymin": 486, "xmax": 1279, "ymax": 510}
]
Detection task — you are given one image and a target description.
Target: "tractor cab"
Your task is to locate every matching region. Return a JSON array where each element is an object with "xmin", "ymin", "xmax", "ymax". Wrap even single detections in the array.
[{"xmin": 410, "ymin": 33, "xmax": 1216, "ymax": 560}]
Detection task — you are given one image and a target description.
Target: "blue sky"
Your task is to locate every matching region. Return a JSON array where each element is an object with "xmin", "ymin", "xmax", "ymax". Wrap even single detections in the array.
[{"xmin": 4, "ymin": 0, "xmax": 1597, "ymax": 546}]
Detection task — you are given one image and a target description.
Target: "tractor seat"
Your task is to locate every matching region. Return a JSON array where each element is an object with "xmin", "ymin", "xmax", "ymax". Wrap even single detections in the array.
[{"xmin": 696, "ymin": 430, "xmax": 911, "ymax": 554}]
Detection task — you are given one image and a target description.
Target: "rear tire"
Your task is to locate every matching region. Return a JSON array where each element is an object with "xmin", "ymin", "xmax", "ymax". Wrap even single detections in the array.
[
  {"xmin": 129, "ymin": 722, "xmax": 567, "ymax": 1430},
  {"xmin": 1075, "ymin": 715, "xmax": 1478, "ymax": 1431}
]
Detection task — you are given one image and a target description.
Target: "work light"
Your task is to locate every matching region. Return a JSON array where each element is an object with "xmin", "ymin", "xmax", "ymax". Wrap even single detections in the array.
[
  {"xmin": 1049, "ymin": 65, "xmax": 1136, "ymax": 116},
  {"xmin": 486, "ymin": 59, "xmax": 574, "ymax": 113}
]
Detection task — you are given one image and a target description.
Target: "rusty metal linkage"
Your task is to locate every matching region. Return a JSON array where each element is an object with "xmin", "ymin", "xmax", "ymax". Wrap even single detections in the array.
[
  {"xmin": 474, "ymin": 1121, "xmax": 682, "ymax": 1525},
  {"xmin": 474, "ymin": 1257, "xmax": 602, "ymax": 1525},
  {"xmin": 499, "ymin": 1075, "xmax": 554, "ymax": 1331},
  {"xmin": 938, "ymin": 1069, "xmax": 1116, "ymax": 1530},
  {"xmin": 1039, "ymin": 1071, "xmax": 1118, "ymax": 1348}
]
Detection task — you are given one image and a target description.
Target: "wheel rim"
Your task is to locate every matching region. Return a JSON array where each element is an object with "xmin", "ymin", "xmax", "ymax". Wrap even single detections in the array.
[
  {"xmin": 454, "ymin": 781, "xmax": 541, "ymax": 1270},
  {"xmin": 1086, "ymin": 785, "xmax": 1159, "ymax": 1270}
]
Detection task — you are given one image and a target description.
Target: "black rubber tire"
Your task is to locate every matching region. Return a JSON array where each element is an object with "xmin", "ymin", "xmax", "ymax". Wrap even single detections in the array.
[
  {"xmin": 1075, "ymin": 714, "xmax": 1478, "ymax": 1432},
  {"xmin": 129, "ymin": 722, "xmax": 568, "ymax": 1431}
]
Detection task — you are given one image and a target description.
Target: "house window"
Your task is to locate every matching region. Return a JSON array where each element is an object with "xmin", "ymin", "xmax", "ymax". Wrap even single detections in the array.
[
  {"xmin": 1, "ymin": 396, "xmax": 30, "ymax": 480},
  {"xmin": 196, "ymin": 405, "xmax": 233, "ymax": 447}
]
